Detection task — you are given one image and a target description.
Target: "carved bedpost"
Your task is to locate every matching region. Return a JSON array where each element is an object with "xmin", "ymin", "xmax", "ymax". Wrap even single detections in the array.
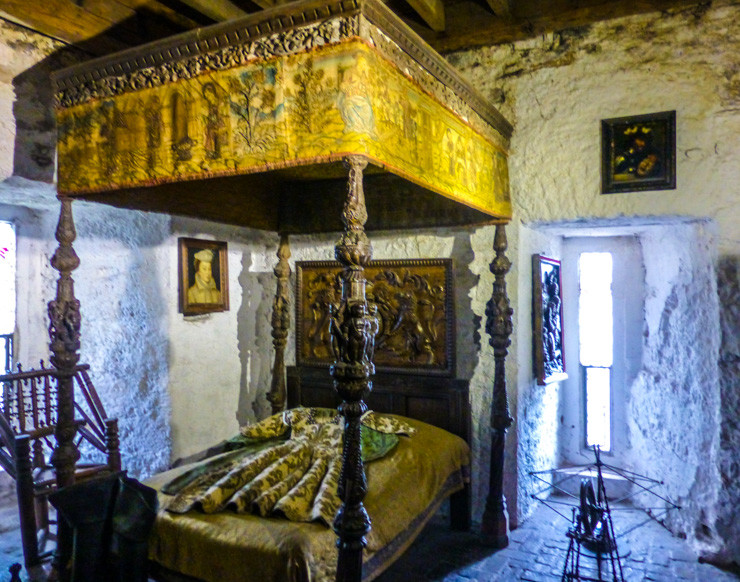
[
  {"xmin": 267, "ymin": 234, "xmax": 291, "ymax": 414},
  {"xmin": 481, "ymin": 223, "xmax": 514, "ymax": 548},
  {"xmin": 331, "ymin": 155, "xmax": 376, "ymax": 582},
  {"xmin": 48, "ymin": 196, "xmax": 81, "ymax": 490},
  {"xmin": 48, "ymin": 196, "xmax": 82, "ymax": 582}
]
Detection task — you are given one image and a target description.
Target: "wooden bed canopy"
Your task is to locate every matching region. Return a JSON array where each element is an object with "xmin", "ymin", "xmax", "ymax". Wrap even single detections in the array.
[{"xmin": 47, "ymin": 1, "xmax": 515, "ymax": 580}]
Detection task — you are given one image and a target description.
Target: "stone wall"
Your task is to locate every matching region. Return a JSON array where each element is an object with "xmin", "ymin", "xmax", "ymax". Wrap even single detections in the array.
[
  {"xmin": 716, "ymin": 256, "xmax": 740, "ymax": 563},
  {"xmin": 73, "ymin": 204, "xmax": 173, "ymax": 477},
  {"xmin": 628, "ymin": 222, "xmax": 722, "ymax": 555},
  {"xmin": 1, "ymin": 0, "xmax": 739, "ymax": 562},
  {"xmin": 449, "ymin": 0, "xmax": 740, "ymax": 560}
]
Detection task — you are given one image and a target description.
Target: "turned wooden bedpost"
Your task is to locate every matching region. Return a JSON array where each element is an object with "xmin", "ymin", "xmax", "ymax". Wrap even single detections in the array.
[
  {"xmin": 267, "ymin": 234, "xmax": 291, "ymax": 414},
  {"xmin": 481, "ymin": 223, "xmax": 514, "ymax": 548},
  {"xmin": 331, "ymin": 155, "xmax": 376, "ymax": 582},
  {"xmin": 48, "ymin": 196, "xmax": 81, "ymax": 489},
  {"xmin": 48, "ymin": 196, "xmax": 82, "ymax": 582}
]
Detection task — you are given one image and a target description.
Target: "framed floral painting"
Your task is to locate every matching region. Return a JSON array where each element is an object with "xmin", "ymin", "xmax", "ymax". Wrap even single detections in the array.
[{"xmin": 601, "ymin": 110, "xmax": 676, "ymax": 194}]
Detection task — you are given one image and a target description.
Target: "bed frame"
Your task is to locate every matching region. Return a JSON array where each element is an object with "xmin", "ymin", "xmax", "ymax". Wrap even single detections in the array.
[{"xmin": 45, "ymin": 2, "xmax": 516, "ymax": 581}]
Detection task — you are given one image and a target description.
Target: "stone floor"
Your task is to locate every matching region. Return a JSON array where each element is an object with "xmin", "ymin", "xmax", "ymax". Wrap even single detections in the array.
[
  {"xmin": 1, "ymin": 474, "xmax": 738, "ymax": 582},
  {"xmin": 376, "ymin": 500, "xmax": 740, "ymax": 582}
]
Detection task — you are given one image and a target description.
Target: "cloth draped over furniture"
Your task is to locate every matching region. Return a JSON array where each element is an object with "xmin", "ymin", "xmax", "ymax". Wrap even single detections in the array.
[
  {"xmin": 160, "ymin": 408, "xmax": 415, "ymax": 523},
  {"xmin": 49, "ymin": 1, "xmax": 516, "ymax": 581},
  {"xmin": 147, "ymin": 414, "xmax": 469, "ymax": 582}
]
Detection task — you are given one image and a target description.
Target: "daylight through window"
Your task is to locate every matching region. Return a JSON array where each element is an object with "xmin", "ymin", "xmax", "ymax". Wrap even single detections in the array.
[
  {"xmin": 579, "ymin": 251, "xmax": 613, "ymax": 452},
  {"xmin": 0, "ymin": 221, "xmax": 16, "ymax": 374}
]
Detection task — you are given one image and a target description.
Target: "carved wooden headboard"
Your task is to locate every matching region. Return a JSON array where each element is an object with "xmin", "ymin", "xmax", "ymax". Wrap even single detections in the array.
[
  {"xmin": 287, "ymin": 367, "xmax": 470, "ymax": 443},
  {"xmin": 288, "ymin": 257, "xmax": 468, "ymax": 443}
]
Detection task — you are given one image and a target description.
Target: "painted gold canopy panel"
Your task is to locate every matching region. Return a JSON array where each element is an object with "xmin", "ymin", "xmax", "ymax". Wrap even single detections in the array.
[{"xmin": 52, "ymin": 0, "xmax": 513, "ymax": 232}]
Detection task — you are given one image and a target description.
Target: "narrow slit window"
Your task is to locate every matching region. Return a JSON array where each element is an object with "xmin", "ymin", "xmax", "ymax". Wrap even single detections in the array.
[
  {"xmin": 0, "ymin": 221, "xmax": 16, "ymax": 374},
  {"xmin": 579, "ymin": 251, "xmax": 613, "ymax": 451}
]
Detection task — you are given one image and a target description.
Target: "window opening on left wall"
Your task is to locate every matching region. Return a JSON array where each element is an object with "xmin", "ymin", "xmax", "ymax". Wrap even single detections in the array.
[{"xmin": 0, "ymin": 220, "xmax": 16, "ymax": 375}]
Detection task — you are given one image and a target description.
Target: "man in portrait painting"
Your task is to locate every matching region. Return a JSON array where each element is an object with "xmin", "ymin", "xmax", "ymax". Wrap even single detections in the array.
[{"xmin": 188, "ymin": 248, "xmax": 222, "ymax": 304}]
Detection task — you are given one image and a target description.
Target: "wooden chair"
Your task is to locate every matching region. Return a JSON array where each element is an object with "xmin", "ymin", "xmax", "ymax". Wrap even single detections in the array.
[{"xmin": 0, "ymin": 363, "xmax": 121, "ymax": 569}]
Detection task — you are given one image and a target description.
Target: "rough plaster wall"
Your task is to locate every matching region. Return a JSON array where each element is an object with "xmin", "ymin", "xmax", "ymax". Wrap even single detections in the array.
[
  {"xmin": 715, "ymin": 256, "xmax": 740, "ymax": 562},
  {"xmin": 0, "ymin": 180, "xmax": 174, "ymax": 479},
  {"xmin": 448, "ymin": 1, "xmax": 740, "ymax": 257},
  {"xmin": 0, "ymin": 19, "xmax": 58, "ymax": 180},
  {"xmin": 73, "ymin": 204, "xmax": 172, "ymax": 479},
  {"xmin": 512, "ymin": 225, "xmax": 562, "ymax": 525},
  {"xmin": 0, "ymin": 179, "xmax": 58, "ymax": 363},
  {"xmin": 0, "ymin": 19, "xmax": 80, "ymax": 183},
  {"xmin": 168, "ymin": 218, "xmax": 276, "ymax": 461},
  {"xmin": 447, "ymin": 1, "xmax": 740, "ymax": 553},
  {"xmin": 628, "ymin": 222, "xmax": 722, "ymax": 555}
]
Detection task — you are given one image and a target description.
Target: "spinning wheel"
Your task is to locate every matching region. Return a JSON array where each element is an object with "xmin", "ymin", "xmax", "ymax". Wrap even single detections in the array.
[
  {"xmin": 578, "ymin": 479, "xmax": 615, "ymax": 555},
  {"xmin": 560, "ymin": 451, "xmax": 624, "ymax": 582}
]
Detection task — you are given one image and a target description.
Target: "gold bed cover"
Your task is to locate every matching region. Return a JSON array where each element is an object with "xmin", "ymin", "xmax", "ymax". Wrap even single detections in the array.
[
  {"xmin": 146, "ymin": 414, "xmax": 470, "ymax": 582},
  {"xmin": 51, "ymin": 0, "xmax": 512, "ymax": 233}
]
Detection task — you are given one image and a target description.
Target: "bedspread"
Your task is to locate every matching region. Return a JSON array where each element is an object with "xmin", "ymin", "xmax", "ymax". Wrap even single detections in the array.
[{"xmin": 147, "ymin": 414, "xmax": 470, "ymax": 582}]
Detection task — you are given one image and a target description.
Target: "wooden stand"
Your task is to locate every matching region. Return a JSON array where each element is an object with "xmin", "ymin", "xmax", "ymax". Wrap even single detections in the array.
[{"xmin": 481, "ymin": 224, "xmax": 514, "ymax": 548}]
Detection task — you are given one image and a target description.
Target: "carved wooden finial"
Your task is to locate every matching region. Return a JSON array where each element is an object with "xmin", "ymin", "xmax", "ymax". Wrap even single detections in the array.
[{"xmin": 267, "ymin": 234, "xmax": 291, "ymax": 414}]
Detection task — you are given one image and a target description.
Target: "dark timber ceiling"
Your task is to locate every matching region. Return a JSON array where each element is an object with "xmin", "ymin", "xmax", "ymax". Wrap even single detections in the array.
[{"xmin": 0, "ymin": 0, "xmax": 704, "ymax": 57}]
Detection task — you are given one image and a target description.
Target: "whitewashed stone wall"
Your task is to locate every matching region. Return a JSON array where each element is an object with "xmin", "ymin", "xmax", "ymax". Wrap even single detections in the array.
[
  {"xmin": 628, "ymin": 222, "xmax": 722, "ymax": 554},
  {"xmin": 2, "ymin": 0, "xmax": 739, "ymax": 564},
  {"xmin": 449, "ymin": 0, "xmax": 740, "ymax": 561},
  {"xmin": 716, "ymin": 255, "xmax": 740, "ymax": 563},
  {"xmin": 73, "ymin": 204, "xmax": 172, "ymax": 477}
]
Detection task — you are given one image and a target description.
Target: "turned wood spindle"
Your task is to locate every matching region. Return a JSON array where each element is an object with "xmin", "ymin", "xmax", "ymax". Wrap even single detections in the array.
[
  {"xmin": 481, "ymin": 223, "xmax": 514, "ymax": 548},
  {"xmin": 330, "ymin": 155, "xmax": 377, "ymax": 582},
  {"xmin": 267, "ymin": 234, "xmax": 291, "ymax": 414},
  {"xmin": 48, "ymin": 196, "xmax": 82, "ymax": 489}
]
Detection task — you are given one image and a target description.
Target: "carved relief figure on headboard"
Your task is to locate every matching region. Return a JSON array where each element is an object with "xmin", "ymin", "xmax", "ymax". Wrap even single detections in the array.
[{"xmin": 297, "ymin": 259, "xmax": 454, "ymax": 376}]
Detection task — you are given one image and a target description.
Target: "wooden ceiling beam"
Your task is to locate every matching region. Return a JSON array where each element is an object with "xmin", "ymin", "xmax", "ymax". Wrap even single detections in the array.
[
  {"xmin": 175, "ymin": 0, "xmax": 249, "ymax": 21},
  {"xmin": 249, "ymin": 0, "xmax": 289, "ymax": 8},
  {"xmin": 0, "ymin": 0, "xmax": 135, "ymax": 52},
  {"xmin": 114, "ymin": 0, "xmax": 206, "ymax": 30},
  {"xmin": 405, "ymin": 0, "xmax": 445, "ymax": 31},
  {"xmin": 418, "ymin": 0, "xmax": 705, "ymax": 52}
]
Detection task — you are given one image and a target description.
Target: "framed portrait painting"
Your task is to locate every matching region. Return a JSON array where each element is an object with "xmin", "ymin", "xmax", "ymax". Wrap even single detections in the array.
[
  {"xmin": 601, "ymin": 110, "xmax": 676, "ymax": 194},
  {"xmin": 532, "ymin": 254, "xmax": 566, "ymax": 385},
  {"xmin": 178, "ymin": 238, "xmax": 229, "ymax": 315}
]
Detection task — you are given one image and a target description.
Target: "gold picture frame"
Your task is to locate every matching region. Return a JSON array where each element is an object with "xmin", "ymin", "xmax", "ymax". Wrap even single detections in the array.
[
  {"xmin": 295, "ymin": 259, "xmax": 454, "ymax": 376},
  {"xmin": 178, "ymin": 238, "xmax": 229, "ymax": 315}
]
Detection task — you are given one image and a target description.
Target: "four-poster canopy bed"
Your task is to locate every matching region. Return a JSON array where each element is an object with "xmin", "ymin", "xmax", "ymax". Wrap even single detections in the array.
[{"xmin": 47, "ymin": 1, "xmax": 515, "ymax": 580}]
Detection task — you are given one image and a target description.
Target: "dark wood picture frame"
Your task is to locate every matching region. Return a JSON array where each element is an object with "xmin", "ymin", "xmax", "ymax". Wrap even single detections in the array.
[
  {"xmin": 532, "ymin": 254, "xmax": 566, "ymax": 385},
  {"xmin": 178, "ymin": 238, "xmax": 229, "ymax": 315},
  {"xmin": 601, "ymin": 110, "xmax": 676, "ymax": 194},
  {"xmin": 295, "ymin": 259, "xmax": 455, "ymax": 376}
]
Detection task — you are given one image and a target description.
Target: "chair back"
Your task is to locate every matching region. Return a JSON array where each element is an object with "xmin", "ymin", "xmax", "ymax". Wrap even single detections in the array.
[{"xmin": 0, "ymin": 363, "xmax": 117, "ymax": 470}]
